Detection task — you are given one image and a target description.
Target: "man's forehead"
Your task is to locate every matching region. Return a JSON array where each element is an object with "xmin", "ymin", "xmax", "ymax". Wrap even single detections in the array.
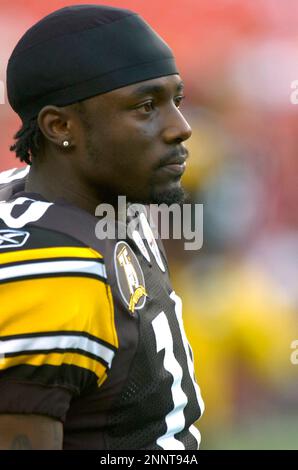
[
  {"xmin": 79, "ymin": 75, "xmax": 183, "ymax": 111},
  {"xmin": 111, "ymin": 74, "xmax": 184, "ymax": 98}
]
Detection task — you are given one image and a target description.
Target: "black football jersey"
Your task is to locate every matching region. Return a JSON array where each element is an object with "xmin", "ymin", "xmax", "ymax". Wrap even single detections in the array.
[{"xmin": 0, "ymin": 167, "xmax": 204, "ymax": 450}]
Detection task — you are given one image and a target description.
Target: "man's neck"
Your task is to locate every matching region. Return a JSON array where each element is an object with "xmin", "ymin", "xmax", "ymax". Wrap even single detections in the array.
[{"xmin": 25, "ymin": 165, "xmax": 123, "ymax": 217}]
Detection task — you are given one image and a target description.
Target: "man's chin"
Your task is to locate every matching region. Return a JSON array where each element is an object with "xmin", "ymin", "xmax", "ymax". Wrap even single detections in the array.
[{"xmin": 149, "ymin": 185, "xmax": 187, "ymax": 205}]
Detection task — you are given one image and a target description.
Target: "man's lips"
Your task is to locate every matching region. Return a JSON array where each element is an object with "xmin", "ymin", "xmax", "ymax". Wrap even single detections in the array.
[
  {"xmin": 159, "ymin": 161, "xmax": 186, "ymax": 176},
  {"xmin": 158, "ymin": 153, "xmax": 188, "ymax": 176}
]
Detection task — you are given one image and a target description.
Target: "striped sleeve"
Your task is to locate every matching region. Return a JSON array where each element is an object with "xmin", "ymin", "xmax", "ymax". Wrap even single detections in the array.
[{"xmin": 0, "ymin": 244, "xmax": 118, "ymax": 421}]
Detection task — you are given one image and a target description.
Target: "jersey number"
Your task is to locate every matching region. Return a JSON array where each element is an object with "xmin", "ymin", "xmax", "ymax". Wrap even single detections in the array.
[
  {"xmin": 151, "ymin": 291, "xmax": 204, "ymax": 450},
  {"xmin": 0, "ymin": 197, "xmax": 52, "ymax": 228}
]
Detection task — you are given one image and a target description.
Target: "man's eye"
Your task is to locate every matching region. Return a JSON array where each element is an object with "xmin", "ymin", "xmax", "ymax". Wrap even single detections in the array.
[
  {"xmin": 174, "ymin": 95, "xmax": 185, "ymax": 108},
  {"xmin": 137, "ymin": 101, "xmax": 155, "ymax": 113}
]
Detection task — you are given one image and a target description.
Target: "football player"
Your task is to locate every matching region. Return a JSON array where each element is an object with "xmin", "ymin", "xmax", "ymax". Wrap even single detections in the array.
[{"xmin": 0, "ymin": 4, "xmax": 204, "ymax": 449}]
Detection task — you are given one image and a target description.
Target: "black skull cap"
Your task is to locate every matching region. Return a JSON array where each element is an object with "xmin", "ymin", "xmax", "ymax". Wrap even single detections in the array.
[{"xmin": 7, "ymin": 4, "xmax": 178, "ymax": 122}]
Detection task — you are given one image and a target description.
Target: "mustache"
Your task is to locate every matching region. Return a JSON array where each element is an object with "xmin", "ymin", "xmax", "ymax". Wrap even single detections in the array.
[{"xmin": 157, "ymin": 147, "xmax": 189, "ymax": 168}]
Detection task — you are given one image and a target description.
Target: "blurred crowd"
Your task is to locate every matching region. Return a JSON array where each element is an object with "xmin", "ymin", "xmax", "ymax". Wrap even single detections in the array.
[{"xmin": 1, "ymin": 0, "xmax": 297, "ymax": 449}]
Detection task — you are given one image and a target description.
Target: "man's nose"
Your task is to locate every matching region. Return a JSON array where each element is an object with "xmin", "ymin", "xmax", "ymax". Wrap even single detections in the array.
[{"xmin": 162, "ymin": 106, "xmax": 192, "ymax": 144}]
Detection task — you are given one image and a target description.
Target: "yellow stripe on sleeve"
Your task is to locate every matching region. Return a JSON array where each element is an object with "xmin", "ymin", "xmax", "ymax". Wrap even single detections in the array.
[
  {"xmin": 0, "ymin": 246, "xmax": 103, "ymax": 265},
  {"xmin": 0, "ymin": 352, "xmax": 108, "ymax": 387},
  {"xmin": 0, "ymin": 276, "xmax": 118, "ymax": 349}
]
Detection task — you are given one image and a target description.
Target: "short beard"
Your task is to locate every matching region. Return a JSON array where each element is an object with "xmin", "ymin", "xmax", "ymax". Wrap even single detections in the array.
[{"xmin": 149, "ymin": 184, "xmax": 187, "ymax": 205}]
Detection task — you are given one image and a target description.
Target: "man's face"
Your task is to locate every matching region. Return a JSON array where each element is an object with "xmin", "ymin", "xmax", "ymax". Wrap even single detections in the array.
[{"xmin": 75, "ymin": 74, "xmax": 192, "ymax": 205}]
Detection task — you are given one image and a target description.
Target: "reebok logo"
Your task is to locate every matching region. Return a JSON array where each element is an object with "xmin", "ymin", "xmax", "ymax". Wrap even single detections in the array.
[{"xmin": 0, "ymin": 229, "xmax": 30, "ymax": 249}]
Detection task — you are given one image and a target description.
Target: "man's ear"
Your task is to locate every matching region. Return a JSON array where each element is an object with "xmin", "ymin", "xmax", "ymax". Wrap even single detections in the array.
[{"xmin": 37, "ymin": 105, "xmax": 74, "ymax": 148}]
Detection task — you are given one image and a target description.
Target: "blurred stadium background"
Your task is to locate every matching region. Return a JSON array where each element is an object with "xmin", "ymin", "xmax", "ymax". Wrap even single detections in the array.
[{"xmin": 1, "ymin": 0, "xmax": 297, "ymax": 449}]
